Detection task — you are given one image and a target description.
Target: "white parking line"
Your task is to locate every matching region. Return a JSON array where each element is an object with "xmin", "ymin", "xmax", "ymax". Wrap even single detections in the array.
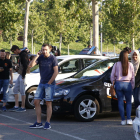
[{"xmin": 0, "ymin": 114, "xmax": 86, "ymax": 140}]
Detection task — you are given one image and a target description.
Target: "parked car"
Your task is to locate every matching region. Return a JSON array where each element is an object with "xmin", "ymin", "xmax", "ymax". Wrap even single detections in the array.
[
  {"xmin": 40, "ymin": 57, "xmax": 135, "ymax": 122},
  {"xmin": 102, "ymin": 52, "xmax": 117, "ymax": 57},
  {"xmin": 79, "ymin": 46, "xmax": 101, "ymax": 56},
  {"xmin": 0, "ymin": 54, "xmax": 108, "ymax": 109}
]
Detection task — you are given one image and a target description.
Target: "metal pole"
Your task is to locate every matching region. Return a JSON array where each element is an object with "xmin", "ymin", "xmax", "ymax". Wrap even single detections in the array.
[
  {"xmin": 68, "ymin": 44, "xmax": 69, "ymax": 55},
  {"xmin": 23, "ymin": 0, "xmax": 31, "ymax": 48}
]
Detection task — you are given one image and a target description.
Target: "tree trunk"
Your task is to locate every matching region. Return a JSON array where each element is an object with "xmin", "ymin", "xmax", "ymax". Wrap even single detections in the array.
[
  {"xmin": 31, "ymin": 30, "xmax": 34, "ymax": 54},
  {"xmin": 43, "ymin": 34, "xmax": 44, "ymax": 44},
  {"xmin": 68, "ymin": 44, "xmax": 69, "ymax": 55},
  {"xmin": 59, "ymin": 33, "xmax": 62, "ymax": 52},
  {"xmin": 23, "ymin": 0, "xmax": 31, "ymax": 48},
  {"xmin": 114, "ymin": 44, "xmax": 115, "ymax": 56},
  {"xmin": 92, "ymin": 0, "xmax": 99, "ymax": 48},
  {"xmin": 10, "ymin": 36, "xmax": 12, "ymax": 48},
  {"xmin": 132, "ymin": 37, "xmax": 135, "ymax": 50}
]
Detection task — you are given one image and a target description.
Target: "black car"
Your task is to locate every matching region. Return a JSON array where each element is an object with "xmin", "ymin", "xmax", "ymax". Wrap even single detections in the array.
[{"xmin": 41, "ymin": 57, "xmax": 134, "ymax": 122}]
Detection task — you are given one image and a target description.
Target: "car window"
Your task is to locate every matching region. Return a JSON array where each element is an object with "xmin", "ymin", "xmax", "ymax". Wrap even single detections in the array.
[
  {"xmin": 74, "ymin": 59, "xmax": 118, "ymax": 79},
  {"xmin": 59, "ymin": 59, "xmax": 79, "ymax": 73},
  {"xmin": 83, "ymin": 59, "xmax": 98, "ymax": 67}
]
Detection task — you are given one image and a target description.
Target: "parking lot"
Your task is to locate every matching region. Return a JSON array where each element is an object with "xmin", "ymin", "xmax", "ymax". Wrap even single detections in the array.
[{"xmin": 0, "ymin": 103, "xmax": 136, "ymax": 140}]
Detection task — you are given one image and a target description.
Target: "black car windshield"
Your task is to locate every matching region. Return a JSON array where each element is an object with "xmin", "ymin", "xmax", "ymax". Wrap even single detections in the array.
[{"xmin": 74, "ymin": 59, "xmax": 117, "ymax": 79}]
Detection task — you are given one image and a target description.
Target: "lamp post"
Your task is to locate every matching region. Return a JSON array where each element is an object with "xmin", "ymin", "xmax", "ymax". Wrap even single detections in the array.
[{"xmin": 23, "ymin": 0, "xmax": 31, "ymax": 48}]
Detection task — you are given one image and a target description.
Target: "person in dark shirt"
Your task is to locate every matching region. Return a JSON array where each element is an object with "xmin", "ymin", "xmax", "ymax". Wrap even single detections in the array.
[
  {"xmin": 9, "ymin": 45, "xmax": 29, "ymax": 112},
  {"xmin": 29, "ymin": 44, "xmax": 58, "ymax": 129},
  {"xmin": 0, "ymin": 49, "xmax": 13, "ymax": 111}
]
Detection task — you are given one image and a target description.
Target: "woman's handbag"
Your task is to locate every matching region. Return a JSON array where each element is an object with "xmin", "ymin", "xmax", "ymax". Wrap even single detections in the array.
[
  {"xmin": 110, "ymin": 62, "xmax": 117, "ymax": 97},
  {"xmin": 110, "ymin": 83, "xmax": 116, "ymax": 97}
]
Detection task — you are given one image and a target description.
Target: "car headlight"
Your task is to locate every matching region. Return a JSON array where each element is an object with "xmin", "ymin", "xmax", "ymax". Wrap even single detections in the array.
[{"xmin": 54, "ymin": 89, "xmax": 70, "ymax": 97}]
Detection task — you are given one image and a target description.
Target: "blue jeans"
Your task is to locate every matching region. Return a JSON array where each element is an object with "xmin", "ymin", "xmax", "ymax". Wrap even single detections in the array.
[
  {"xmin": 0, "ymin": 79, "xmax": 9, "ymax": 103},
  {"xmin": 115, "ymin": 81, "xmax": 132, "ymax": 120},
  {"xmin": 34, "ymin": 83, "xmax": 55, "ymax": 101}
]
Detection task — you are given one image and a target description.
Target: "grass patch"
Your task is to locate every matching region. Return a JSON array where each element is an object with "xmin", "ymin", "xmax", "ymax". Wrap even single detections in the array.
[{"xmin": 0, "ymin": 40, "xmax": 128, "ymax": 55}]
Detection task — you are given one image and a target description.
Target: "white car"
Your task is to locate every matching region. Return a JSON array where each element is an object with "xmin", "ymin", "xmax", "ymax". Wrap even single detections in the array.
[{"xmin": 1, "ymin": 55, "xmax": 109, "ymax": 109}]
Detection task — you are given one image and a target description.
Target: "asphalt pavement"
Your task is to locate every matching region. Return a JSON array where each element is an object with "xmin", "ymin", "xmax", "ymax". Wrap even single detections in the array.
[{"xmin": 0, "ymin": 103, "xmax": 136, "ymax": 140}]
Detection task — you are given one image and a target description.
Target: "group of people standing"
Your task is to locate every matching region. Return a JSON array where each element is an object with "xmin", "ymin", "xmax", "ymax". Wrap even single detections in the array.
[
  {"xmin": 1, "ymin": 44, "xmax": 140, "ymax": 128},
  {"xmin": 111, "ymin": 47, "xmax": 140, "ymax": 125},
  {"xmin": 0, "ymin": 44, "xmax": 58, "ymax": 130}
]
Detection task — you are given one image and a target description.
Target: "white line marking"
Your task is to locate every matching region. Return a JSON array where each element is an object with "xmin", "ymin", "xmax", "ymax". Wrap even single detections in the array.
[
  {"xmin": 49, "ymin": 129, "xmax": 86, "ymax": 140},
  {"xmin": 0, "ymin": 114, "xmax": 86, "ymax": 140},
  {"xmin": 0, "ymin": 114, "xmax": 32, "ymax": 124}
]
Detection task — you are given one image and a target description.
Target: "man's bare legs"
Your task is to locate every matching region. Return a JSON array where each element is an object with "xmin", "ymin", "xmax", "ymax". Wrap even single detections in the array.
[
  {"xmin": 21, "ymin": 95, "xmax": 26, "ymax": 108},
  {"xmin": 34, "ymin": 99, "xmax": 41, "ymax": 123},
  {"xmin": 46, "ymin": 101, "xmax": 52, "ymax": 123},
  {"xmin": 15, "ymin": 94, "xmax": 19, "ymax": 107}
]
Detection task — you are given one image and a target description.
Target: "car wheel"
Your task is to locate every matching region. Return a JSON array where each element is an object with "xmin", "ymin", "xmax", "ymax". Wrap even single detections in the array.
[
  {"xmin": 25, "ymin": 86, "xmax": 37, "ymax": 109},
  {"xmin": 74, "ymin": 95, "xmax": 100, "ymax": 122}
]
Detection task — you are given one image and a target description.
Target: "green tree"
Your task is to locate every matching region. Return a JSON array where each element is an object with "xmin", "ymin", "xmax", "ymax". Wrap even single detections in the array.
[{"xmin": 101, "ymin": 0, "xmax": 140, "ymax": 50}]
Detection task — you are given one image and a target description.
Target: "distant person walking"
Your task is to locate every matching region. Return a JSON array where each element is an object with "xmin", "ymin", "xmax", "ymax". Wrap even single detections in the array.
[
  {"xmin": 111, "ymin": 51, "xmax": 135, "ymax": 125},
  {"xmin": 9, "ymin": 45, "xmax": 29, "ymax": 112},
  {"xmin": 88, "ymin": 45, "xmax": 92, "ymax": 48},
  {"xmin": 29, "ymin": 44, "xmax": 58, "ymax": 129},
  {"xmin": 131, "ymin": 50, "xmax": 140, "ymax": 109},
  {"xmin": 0, "ymin": 49, "xmax": 13, "ymax": 111}
]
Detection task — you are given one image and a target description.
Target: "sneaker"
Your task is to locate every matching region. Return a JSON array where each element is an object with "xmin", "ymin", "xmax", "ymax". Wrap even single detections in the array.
[
  {"xmin": 2, "ymin": 106, "xmax": 7, "ymax": 111},
  {"xmin": 16, "ymin": 107, "xmax": 26, "ymax": 112},
  {"xmin": 30, "ymin": 122, "xmax": 43, "ymax": 129},
  {"xmin": 9, "ymin": 107, "xmax": 19, "ymax": 112},
  {"xmin": 127, "ymin": 119, "xmax": 132, "ymax": 125},
  {"xmin": 121, "ymin": 120, "xmax": 126, "ymax": 125},
  {"xmin": 44, "ymin": 122, "xmax": 51, "ymax": 129}
]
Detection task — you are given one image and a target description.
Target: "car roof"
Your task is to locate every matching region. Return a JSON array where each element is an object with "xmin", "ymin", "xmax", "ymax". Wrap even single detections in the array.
[{"xmin": 56, "ymin": 55, "xmax": 109, "ymax": 60}]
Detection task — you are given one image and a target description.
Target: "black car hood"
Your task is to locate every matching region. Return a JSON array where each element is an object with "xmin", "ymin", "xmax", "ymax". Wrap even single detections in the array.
[{"xmin": 55, "ymin": 77, "xmax": 98, "ymax": 90}]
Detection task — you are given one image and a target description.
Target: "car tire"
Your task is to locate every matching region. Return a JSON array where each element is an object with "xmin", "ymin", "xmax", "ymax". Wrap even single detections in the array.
[
  {"xmin": 25, "ymin": 86, "xmax": 37, "ymax": 109},
  {"xmin": 74, "ymin": 95, "xmax": 100, "ymax": 122}
]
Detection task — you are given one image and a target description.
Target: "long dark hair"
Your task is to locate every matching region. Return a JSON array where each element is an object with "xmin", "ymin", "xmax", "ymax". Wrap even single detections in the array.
[{"xmin": 119, "ymin": 51, "xmax": 128, "ymax": 76}]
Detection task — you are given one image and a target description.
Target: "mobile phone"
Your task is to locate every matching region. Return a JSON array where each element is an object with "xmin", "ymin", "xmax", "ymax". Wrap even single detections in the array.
[{"xmin": 38, "ymin": 50, "xmax": 42, "ymax": 55}]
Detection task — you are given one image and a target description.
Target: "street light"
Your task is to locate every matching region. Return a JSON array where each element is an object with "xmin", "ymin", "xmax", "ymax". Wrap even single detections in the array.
[{"xmin": 23, "ymin": 0, "xmax": 31, "ymax": 48}]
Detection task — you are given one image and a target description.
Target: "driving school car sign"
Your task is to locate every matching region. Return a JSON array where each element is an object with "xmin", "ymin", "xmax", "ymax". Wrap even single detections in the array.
[{"xmin": 104, "ymin": 82, "xmax": 134, "ymax": 102}]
